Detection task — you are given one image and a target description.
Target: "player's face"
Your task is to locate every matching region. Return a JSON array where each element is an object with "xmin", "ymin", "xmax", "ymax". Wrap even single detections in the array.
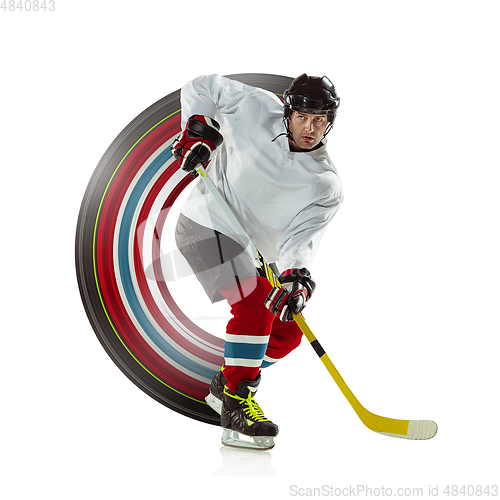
[{"xmin": 288, "ymin": 111, "xmax": 329, "ymax": 150}]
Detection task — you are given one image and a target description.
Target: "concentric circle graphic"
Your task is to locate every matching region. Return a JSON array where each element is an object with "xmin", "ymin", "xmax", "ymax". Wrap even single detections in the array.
[{"xmin": 75, "ymin": 74, "xmax": 293, "ymax": 425}]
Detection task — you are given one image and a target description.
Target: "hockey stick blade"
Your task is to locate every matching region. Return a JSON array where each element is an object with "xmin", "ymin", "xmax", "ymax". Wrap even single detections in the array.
[
  {"xmin": 194, "ymin": 165, "xmax": 437, "ymax": 441},
  {"xmin": 294, "ymin": 314, "xmax": 437, "ymax": 440}
]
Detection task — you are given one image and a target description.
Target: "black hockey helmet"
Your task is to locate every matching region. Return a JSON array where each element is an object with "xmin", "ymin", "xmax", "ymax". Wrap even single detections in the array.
[{"xmin": 283, "ymin": 74, "xmax": 340, "ymax": 136}]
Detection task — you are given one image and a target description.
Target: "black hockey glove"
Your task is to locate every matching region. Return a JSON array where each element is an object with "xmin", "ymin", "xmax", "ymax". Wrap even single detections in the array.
[
  {"xmin": 171, "ymin": 115, "xmax": 223, "ymax": 177},
  {"xmin": 264, "ymin": 268, "xmax": 316, "ymax": 322}
]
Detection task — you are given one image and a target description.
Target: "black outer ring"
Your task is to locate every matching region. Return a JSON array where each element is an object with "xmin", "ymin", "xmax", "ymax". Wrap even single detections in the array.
[{"xmin": 75, "ymin": 74, "xmax": 293, "ymax": 426}]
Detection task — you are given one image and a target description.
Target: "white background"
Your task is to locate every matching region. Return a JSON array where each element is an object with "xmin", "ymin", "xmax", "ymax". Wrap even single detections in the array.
[{"xmin": 1, "ymin": 1, "xmax": 499, "ymax": 498}]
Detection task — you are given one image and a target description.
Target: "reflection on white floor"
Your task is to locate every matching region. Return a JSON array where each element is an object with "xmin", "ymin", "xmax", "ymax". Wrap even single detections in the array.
[{"xmin": 212, "ymin": 446, "xmax": 277, "ymax": 476}]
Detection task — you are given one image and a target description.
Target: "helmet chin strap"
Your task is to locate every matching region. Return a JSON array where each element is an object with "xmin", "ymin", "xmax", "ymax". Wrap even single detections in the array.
[
  {"xmin": 270, "ymin": 132, "xmax": 290, "ymax": 143},
  {"xmin": 271, "ymin": 106, "xmax": 298, "ymax": 143},
  {"xmin": 271, "ymin": 116, "xmax": 295, "ymax": 143}
]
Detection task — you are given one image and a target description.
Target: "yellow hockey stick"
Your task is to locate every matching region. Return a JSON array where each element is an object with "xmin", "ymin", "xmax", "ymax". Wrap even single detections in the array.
[{"xmin": 195, "ymin": 164, "xmax": 437, "ymax": 440}]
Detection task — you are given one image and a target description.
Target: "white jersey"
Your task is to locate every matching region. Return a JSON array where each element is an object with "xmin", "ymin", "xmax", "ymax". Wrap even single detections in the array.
[{"xmin": 179, "ymin": 74, "xmax": 343, "ymax": 273}]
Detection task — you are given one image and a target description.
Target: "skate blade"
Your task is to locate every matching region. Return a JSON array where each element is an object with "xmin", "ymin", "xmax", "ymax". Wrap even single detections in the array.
[
  {"xmin": 221, "ymin": 429, "xmax": 275, "ymax": 451},
  {"xmin": 205, "ymin": 393, "xmax": 222, "ymax": 415}
]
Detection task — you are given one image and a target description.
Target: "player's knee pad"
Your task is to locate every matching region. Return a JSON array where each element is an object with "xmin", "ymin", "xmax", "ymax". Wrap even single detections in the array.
[{"xmin": 220, "ymin": 277, "xmax": 275, "ymax": 334}]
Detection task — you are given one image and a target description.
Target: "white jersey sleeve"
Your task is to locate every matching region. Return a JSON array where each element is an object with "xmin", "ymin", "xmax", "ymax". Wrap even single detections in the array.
[
  {"xmin": 277, "ymin": 170, "xmax": 343, "ymax": 271},
  {"xmin": 180, "ymin": 74, "xmax": 282, "ymax": 128}
]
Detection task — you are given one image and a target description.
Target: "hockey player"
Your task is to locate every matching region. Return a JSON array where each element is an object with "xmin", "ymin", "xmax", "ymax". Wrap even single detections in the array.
[{"xmin": 172, "ymin": 73, "xmax": 343, "ymax": 449}]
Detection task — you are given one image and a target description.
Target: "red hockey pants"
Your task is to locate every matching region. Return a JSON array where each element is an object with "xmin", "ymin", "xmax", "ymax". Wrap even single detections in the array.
[{"xmin": 219, "ymin": 276, "xmax": 303, "ymax": 392}]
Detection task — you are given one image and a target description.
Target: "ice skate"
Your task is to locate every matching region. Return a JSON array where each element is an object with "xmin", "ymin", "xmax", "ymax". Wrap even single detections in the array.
[
  {"xmin": 205, "ymin": 368, "xmax": 226, "ymax": 414},
  {"xmin": 220, "ymin": 374, "xmax": 278, "ymax": 451}
]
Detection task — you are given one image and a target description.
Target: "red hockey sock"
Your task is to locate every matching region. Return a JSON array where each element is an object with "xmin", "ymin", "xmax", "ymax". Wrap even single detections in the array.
[
  {"xmin": 219, "ymin": 277, "xmax": 275, "ymax": 392},
  {"xmin": 265, "ymin": 316, "xmax": 303, "ymax": 360}
]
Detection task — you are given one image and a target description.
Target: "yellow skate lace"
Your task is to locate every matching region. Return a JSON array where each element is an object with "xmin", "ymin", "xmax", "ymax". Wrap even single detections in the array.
[{"xmin": 224, "ymin": 388, "xmax": 270, "ymax": 422}]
